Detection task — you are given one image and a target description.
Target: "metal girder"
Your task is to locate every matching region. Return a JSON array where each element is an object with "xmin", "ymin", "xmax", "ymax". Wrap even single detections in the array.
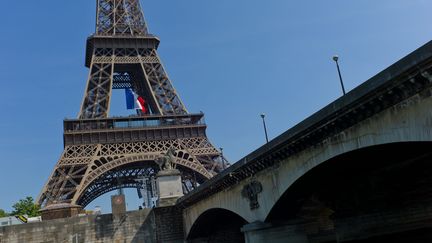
[
  {"xmin": 79, "ymin": 62, "xmax": 114, "ymax": 119},
  {"xmin": 79, "ymin": 47, "xmax": 187, "ymax": 118},
  {"xmin": 96, "ymin": 0, "xmax": 148, "ymax": 36},
  {"xmin": 77, "ymin": 165, "xmax": 156, "ymax": 207},
  {"xmin": 142, "ymin": 61, "xmax": 187, "ymax": 115},
  {"xmin": 38, "ymin": 136, "xmax": 225, "ymax": 207}
]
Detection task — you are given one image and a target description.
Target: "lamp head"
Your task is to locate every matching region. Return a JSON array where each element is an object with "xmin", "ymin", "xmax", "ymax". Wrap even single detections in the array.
[
  {"xmin": 260, "ymin": 113, "xmax": 266, "ymax": 119},
  {"xmin": 332, "ymin": 55, "xmax": 339, "ymax": 62}
]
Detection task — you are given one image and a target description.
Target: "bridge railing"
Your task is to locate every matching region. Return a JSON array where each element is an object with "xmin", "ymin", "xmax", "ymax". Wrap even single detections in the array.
[{"xmin": 63, "ymin": 113, "xmax": 205, "ymax": 133}]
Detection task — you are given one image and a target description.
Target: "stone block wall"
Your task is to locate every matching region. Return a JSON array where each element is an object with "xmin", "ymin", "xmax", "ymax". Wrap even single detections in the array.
[
  {"xmin": 153, "ymin": 207, "xmax": 184, "ymax": 243},
  {"xmin": 0, "ymin": 206, "xmax": 184, "ymax": 243}
]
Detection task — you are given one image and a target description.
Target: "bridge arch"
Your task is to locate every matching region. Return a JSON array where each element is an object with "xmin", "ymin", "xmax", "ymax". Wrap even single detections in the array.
[
  {"xmin": 264, "ymin": 141, "xmax": 432, "ymax": 239},
  {"xmin": 187, "ymin": 208, "xmax": 248, "ymax": 243}
]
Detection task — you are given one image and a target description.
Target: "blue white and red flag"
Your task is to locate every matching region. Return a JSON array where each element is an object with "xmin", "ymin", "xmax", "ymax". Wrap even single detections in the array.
[{"xmin": 125, "ymin": 88, "xmax": 147, "ymax": 113}]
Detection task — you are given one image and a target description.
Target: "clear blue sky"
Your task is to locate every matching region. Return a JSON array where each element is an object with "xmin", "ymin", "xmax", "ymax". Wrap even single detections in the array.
[{"xmin": 0, "ymin": 1, "xmax": 431, "ymax": 213}]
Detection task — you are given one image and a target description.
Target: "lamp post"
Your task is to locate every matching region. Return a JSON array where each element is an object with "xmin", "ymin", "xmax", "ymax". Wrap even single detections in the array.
[
  {"xmin": 260, "ymin": 113, "xmax": 269, "ymax": 144},
  {"xmin": 332, "ymin": 55, "xmax": 346, "ymax": 95}
]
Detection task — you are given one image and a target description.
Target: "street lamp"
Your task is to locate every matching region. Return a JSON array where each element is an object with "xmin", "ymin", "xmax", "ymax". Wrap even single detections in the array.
[
  {"xmin": 332, "ymin": 55, "xmax": 346, "ymax": 95},
  {"xmin": 260, "ymin": 113, "xmax": 269, "ymax": 144}
]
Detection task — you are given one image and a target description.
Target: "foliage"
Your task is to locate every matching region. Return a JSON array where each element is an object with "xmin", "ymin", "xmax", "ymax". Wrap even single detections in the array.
[
  {"xmin": 0, "ymin": 209, "xmax": 8, "ymax": 217},
  {"xmin": 11, "ymin": 197, "xmax": 41, "ymax": 217}
]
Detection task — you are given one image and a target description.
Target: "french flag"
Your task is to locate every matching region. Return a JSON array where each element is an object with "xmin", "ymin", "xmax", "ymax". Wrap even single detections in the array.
[{"xmin": 125, "ymin": 88, "xmax": 147, "ymax": 113}]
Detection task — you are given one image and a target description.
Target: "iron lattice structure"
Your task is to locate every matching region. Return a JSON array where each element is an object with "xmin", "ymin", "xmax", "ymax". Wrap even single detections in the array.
[{"xmin": 38, "ymin": 0, "xmax": 226, "ymax": 208}]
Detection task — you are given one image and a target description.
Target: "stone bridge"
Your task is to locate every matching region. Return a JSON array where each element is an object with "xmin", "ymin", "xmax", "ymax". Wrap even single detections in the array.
[{"xmin": 178, "ymin": 41, "xmax": 432, "ymax": 243}]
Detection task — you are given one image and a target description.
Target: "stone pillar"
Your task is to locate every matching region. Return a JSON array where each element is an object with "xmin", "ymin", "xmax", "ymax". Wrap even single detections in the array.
[
  {"xmin": 156, "ymin": 169, "xmax": 184, "ymax": 207},
  {"xmin": 111, "ymin": 194, "xmax": 126, "ymax": 220}
]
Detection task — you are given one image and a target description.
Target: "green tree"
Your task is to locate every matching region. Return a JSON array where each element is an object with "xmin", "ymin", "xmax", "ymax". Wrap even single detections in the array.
[
  {"xmin": 0, "ymin": 209, "xmax": 8, "ymax": 217},
  {"xmin": 11, "ymin": 197, "xmax": 41, "ymax": 217}
]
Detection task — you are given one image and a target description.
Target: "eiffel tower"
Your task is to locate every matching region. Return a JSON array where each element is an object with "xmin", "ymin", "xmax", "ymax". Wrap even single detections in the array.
[{"xmin": 38, "ymin": 0, "xmax": 226, "ymax": 216}]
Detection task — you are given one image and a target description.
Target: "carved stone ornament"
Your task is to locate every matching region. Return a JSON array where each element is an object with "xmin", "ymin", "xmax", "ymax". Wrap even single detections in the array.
[{"xmin": 241, "ymin": 181, "xmax": 263, "ymax": 210}]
